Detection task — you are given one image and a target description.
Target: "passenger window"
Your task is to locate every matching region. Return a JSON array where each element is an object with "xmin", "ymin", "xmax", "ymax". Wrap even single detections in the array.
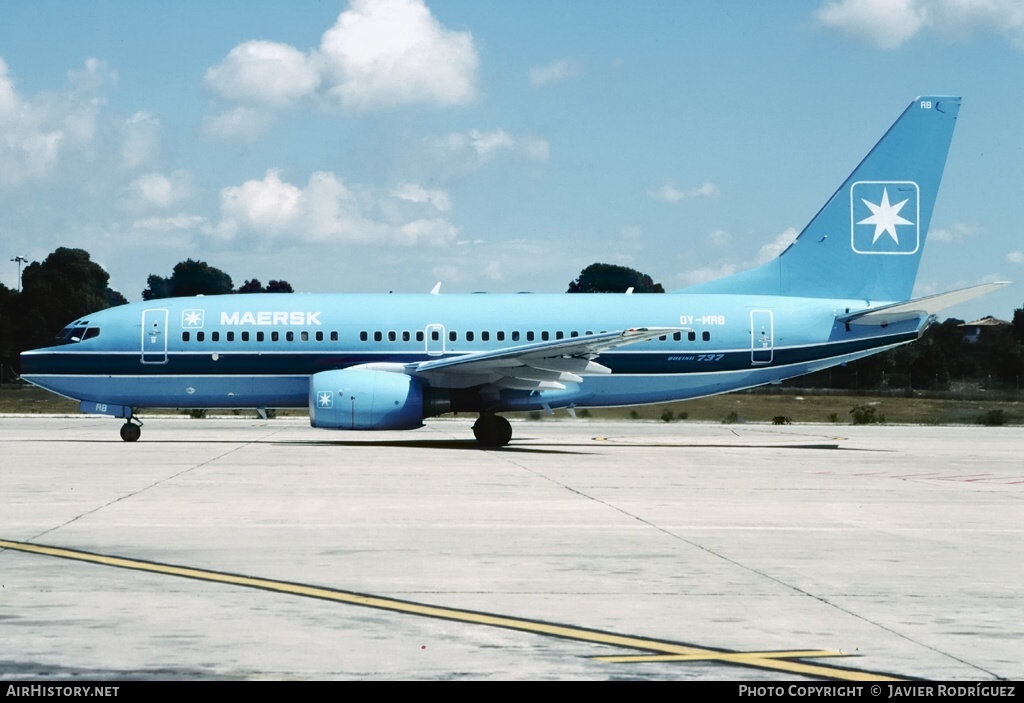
[
  {"xmin": 242, "ymin": 331, "xmax": 250, "ymax": 342},
  {"xmin": 659, "ymin": 335, "xmax": 667, "ymax": 342},
  {"xmin": 388, "ymin": 331, "xmax": 397, "ymax": 342},
  {"xmin": 570, "ymin": 331, "xmax": 578, "ymax": 338},
  {"xmin": 416, "ymin": 331, "xmax": 424, "ymax": 342},
  {"xmin": 197, "ymin": 332, "xmax": 205, "ymax": 342},
  {"xmin": 527, "ymin": 331, "xmax": 535, "ymax": 341},
  {"xmin": 256, "ymin": 331, "xmax": 265, "ymax": 342},
  {"xmin": 287, "ymin": 331, "xmax": 295, "ymax": 342},
  {"xmin": 431, "ymin": 330, "xmax": 440, "ymax": 341},
  {"xmin": 673, "ymin": 332, "xmax": 681, "ymax": 341},
  {"xmin": 301, "ymin": 331, "xmax": 308, "ymax": 342},
  {"xmin": 688, "ymin": 331, "xmax": 696, "ymax": 341},
  {"xmin": 541, "ymin": 331, "xmax": 549, "ymax": 341},
  {"xmin": 374, "ymin": 331, "xmax": 382, "ymax": 342},
  {"xmin": 481, "ymin": 331, "xmax": 489, "ymax": 341},
  {"xmin": 449, "ymin": 331, "xmax": 457, "ymax": 342},
  {"xmin": 556, "ymin": 331, "xmax": 564, "ymax": 340},
  {"xmin": 497, "ymin": 331, "xmax": 505, "ymax": 341},
  {"xmin": 466, "ymin": 331, "xmax": 474, "ymax": 342},
  {"xmin": 330, "ymin": 332, "xmax": 339, "ymax": 342},
  {"xmin": 227, "ymin": 331, "xmax": 235, "ymax": 342},
  {"xmin": 182, "ymin": 332, "xmax": 190, "ymax": 342},
  {"xmin": 402, "ymin": 331, "xmax": 411, "ymax": 342},
  {"xmin": 702, "ymin": 331, "xmax": 711, "ymax": 342},
  {"xmin": 315, "ymin": 331, "xmax": 323, "ymax": 342},
  {"xmin": 211, "ymin": 331, "xmax": 220, "ymax": 342},
  {"xmin": 511, "ymin": 331, "xmax": 520, "ymax": 342},
  {"xmin": 271, "ymin": 331, "xmax": 279, "ymax": 342}
]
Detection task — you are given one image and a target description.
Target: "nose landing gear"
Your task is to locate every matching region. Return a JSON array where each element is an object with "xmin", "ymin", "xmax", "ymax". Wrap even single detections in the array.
[{"xmin": 119, "ymin": 414, "xmax": 142, "ymax": 442}]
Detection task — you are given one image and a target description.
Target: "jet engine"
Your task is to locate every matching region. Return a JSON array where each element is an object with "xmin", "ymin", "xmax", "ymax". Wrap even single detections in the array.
[{"xmin": 309, "ymin": 368, "xmax": 424, "ymax": 430}]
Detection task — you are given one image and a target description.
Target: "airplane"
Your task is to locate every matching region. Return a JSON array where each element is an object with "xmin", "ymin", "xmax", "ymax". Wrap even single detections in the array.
[{"xmin": 19, "ymin": 95, "xmax": 1008, "ymax": 446}]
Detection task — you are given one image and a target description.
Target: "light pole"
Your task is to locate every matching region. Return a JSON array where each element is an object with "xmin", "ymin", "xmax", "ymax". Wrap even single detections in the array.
[{"xmin": 10, "ymin": 255, "xmax": 27, "ymax": 292}]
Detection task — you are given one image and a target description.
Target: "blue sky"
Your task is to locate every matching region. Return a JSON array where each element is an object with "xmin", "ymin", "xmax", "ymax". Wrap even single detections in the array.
[{"xmin": 0, "ymin": 0, "xmax": 1021, "ymax": 321}]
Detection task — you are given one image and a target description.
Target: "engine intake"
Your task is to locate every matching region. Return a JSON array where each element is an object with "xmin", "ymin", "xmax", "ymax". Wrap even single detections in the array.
[{"xmin": 309, "ymin": 368, "xmax": 424, "ymax": 430}]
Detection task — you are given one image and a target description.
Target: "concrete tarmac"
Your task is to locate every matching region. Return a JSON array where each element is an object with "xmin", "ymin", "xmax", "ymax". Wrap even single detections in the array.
[{"xmin": 0, "ymin": 415, "xmax": 1021, "ymax": 681}]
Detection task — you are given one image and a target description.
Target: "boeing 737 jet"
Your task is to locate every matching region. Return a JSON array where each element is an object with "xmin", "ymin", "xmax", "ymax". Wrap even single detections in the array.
[{"xmin": 20, "ymin": 96, "xmax": 1007, "ymax": 446}]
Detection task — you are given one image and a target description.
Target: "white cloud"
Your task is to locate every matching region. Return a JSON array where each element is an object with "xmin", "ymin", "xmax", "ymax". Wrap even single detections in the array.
[
  {"xmin": 708, "ymin": 229, "xmax": 732, "ymax": 248},
  {"xmin": 202, "ymin": 0, "xmax": 479, "ymax": 128},
  {"xmin": 319, "ymin": 0, "xmax": 478, "ymax": 110},
  {"xmin": 649, "ymin": 180, "xmax": 720, "ymax": 203},
  {"xmin": 125, "ymin": 171, "xmax": 192, "ymax": 210},
  {"xmin": 204, "ymin": 41, "xmax": 320, "ymax": 107},
  {"xmin": 529, "ymin": 59, "xmax": 582, "ymax": 87},
  {"xmin": 202, "ymin": 106, "xmax": 275, "ymax": 141},
  {"xmin": 755, "ymin": 227, "xmax": 799, "ymax": 264},
  {"xmin": 815, "ymin": 0, "xmax": 1024, "ymax": 49},
  {"xmin": 0, "ymin": 57, "xmax": 112, "ymax": 187},
  {"xmin": 392, "ymin": 183, "xmax": 452, "ymax": 212},
  {"xmin": 212, "ymin": 169, "xmax": 457, "ymax": 247},
  {"xmin": 120, "ymin": 112, "xmax": 161, "ymax": 169},
  {"xmin": 1007, "ymin": 251, "xmax": 1024, "ymax": 265},
  {"xmin": 132, "ymin": 214, "xmax": 208, "ymax": 232},
  {"xmin": 426, "ymin": 128, "xmax": 550, "ymax": 177}
]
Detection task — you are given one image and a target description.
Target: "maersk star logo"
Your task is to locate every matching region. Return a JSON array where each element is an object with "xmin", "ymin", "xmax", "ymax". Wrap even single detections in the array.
[
  {"xmin": 181, "ymin": 309, "xmax": 205, "ymax": 328},
  {"xmin": 850, "ymin": 181, "xmax": 920, "ymax": 255},
  {"xmin": 317, "ymin": 391, "xmax": 333, "ymax": 409}
]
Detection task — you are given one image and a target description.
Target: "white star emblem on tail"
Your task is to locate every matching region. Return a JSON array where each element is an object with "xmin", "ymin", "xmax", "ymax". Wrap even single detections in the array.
[{"xmin": 850, "ymin": 181, "xmax": 920, "ymax": 255}]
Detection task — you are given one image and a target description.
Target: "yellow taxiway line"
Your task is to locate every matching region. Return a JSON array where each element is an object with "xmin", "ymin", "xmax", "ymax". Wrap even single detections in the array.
[{"xmin": 0, "ymin": 538, "xmax": 903, "ymax": 681}]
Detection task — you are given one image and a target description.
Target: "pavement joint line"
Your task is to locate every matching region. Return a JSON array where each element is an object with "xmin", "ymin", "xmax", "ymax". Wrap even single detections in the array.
[{"xmin": 0, "ymin": 538, "xmax": 905, "ymax": 681}]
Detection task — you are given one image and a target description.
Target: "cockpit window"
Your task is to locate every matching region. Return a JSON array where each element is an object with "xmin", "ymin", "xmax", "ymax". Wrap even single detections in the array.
[{"xmin": 53, "ymin": 325, "xmax": 99, "ymax": 344}]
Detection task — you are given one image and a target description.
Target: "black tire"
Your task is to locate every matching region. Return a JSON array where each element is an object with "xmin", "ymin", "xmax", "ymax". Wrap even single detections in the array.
[
  {"xmin": 120, "ymin": 423, "xmax": 141, "ymax": 442},
  {"xmin": 473, "ymin": 415, "xmax": 512, "ymax": 447}
]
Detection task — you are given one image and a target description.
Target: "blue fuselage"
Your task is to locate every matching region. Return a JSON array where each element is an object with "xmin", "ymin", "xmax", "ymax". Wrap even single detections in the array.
[{"xmin": 20, "ymin": 292, "xmax": 923, "ymax": 413}]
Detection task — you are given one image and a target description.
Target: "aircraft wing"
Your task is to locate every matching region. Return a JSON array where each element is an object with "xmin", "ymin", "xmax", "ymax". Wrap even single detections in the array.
[
  {"xmin": 837, "ymin": 282, "xmax": 1010, "ymax": 327},
  {"xmin": 406, "ymin": 327, "xmax": 675, "ymax": 391}
]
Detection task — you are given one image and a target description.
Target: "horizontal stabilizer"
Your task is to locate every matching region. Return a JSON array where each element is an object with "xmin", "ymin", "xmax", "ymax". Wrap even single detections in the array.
[{"xmin": 837, "ymin": 282, "xmax": 1010, "ymax": 326}]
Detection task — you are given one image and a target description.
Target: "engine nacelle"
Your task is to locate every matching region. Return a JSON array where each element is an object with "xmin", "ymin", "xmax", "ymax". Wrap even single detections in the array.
[{"xmin": 309, "ymin": 368, "xmax": 424, "ymax": 430}]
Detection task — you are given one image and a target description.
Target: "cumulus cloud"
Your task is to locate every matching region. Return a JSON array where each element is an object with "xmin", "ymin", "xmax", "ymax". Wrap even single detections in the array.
[
  {"xmin": 203, "ymin": 0, "xmax": 478, "ymax": 132},
  {"xmin": 755, "ymin": 227, "xmax": 799, "ymax": 264},
  {"xmin": 529, "ymin": 59, "xmax": 582, "ymax": 87},
  {"xmin": 123, "ymin": 171, "xmax": 192, "ymax": 210},
  {"xmin": 1007, "ymin": 251, "xmax": 1024, "ymax": 265},
  {"xmin": 0, "ymin": 57, "xmax": 112, "ymax": 187},
  {"xmin": 649, "ymin": 180, "xmax": 720, "ymax": 203},
  {"xmin": 204, "ymin": 41, "xmax": 319, "ymax": 107},
  {"xmin": 212, "ymin": 169, "xmax": 457, "ymax": 247},
  {"xmin": 815, "ymin": 0, "xmax": 1024, "ymax": 49}
]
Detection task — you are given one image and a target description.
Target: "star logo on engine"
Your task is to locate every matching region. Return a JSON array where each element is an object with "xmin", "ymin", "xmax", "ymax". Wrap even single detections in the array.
[{"xmin": 317, "ymin": 391, "xmax": 333, "ymax": 409}]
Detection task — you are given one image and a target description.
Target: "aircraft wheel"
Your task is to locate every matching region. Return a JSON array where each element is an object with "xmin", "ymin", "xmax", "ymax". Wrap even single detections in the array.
[
  {"xmin": 473, "ymin": 415, "xmax": 512, "ymax": 447},
  {"xmin": 119, "ymin": 422, "xmax": 141, "ymax": 442}
]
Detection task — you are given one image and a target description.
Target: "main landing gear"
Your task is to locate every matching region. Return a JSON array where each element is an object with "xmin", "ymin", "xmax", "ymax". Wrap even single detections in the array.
[
  {"xmin": 119, "ymin": 414, "xmax": 142, "ymax": 442},
  {"xmin": 473, "ymin": 414, "xmax": 512, "ymax": 447}
]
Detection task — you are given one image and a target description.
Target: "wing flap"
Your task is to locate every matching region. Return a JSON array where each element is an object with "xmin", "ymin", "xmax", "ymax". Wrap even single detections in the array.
[{"xmin": 409, "ymin": 327, "xmax": 673, "ymax": 390}]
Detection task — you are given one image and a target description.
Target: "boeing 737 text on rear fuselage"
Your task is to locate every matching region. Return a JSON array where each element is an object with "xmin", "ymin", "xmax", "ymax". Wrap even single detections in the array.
[{"xmin": 20, "ymin": 96, "xmax": 1007, "ymax": 446}]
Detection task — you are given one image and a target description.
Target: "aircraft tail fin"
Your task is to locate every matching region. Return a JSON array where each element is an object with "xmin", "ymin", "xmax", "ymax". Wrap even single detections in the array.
[{"xmin": 680, "ymin": 96, "xmax": 961, "ymax": 302}]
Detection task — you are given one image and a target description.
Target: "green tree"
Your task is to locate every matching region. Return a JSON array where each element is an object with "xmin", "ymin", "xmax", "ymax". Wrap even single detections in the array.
[
  {"xmin": 567, "ymin": 263, "xmax": 665, "ymax": 293},
  {"xmin": 238, "ymin": 278, "xmax": 294, "ymax": 294},
  {"xmin": 14, "ymin": 248, "xmax": 125, "ymax": 357},
  {"xmin": 142, "ymin": 259, "xmax": 234, "ymax": 299}
]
